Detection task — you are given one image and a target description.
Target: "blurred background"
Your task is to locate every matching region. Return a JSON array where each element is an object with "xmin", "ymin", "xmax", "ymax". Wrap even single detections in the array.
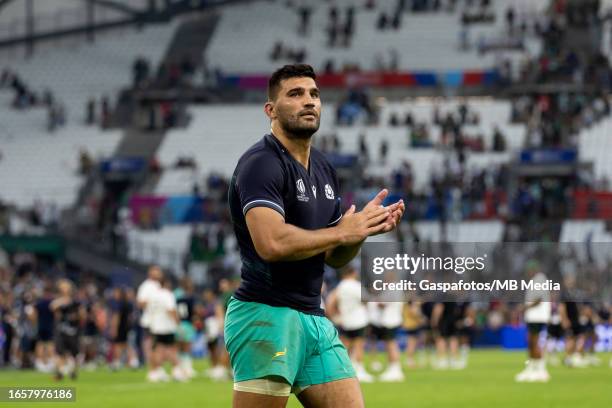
[{"xmin": 0, "ymin": 0, "xmax": 611, "ymax": 406}]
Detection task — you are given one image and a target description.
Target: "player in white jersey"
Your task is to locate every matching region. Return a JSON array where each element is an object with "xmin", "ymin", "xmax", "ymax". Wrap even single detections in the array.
[
  {"xmin": 147, "ymin": 278, "xmax": 189, "ymax": 382},
  {"xmin": 137, "ymin": 265, "xmax": 162, "ymax": 379},
  {"xmin": 327, "ymin": 266, "xmax": 372, "ymax": 382},
  {"xmin": 515, "ymin": 261, "xmax": 551, "ymax": 383},
  {"xmin": 367, "ymin": 301, "xmax": 404, "ymax": 382}
]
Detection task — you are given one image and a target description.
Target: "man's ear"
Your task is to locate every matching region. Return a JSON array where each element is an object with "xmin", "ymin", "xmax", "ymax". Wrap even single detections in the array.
[{"xmin": 264, "ymin": 101, "xmax": 275, "ymax": 120}]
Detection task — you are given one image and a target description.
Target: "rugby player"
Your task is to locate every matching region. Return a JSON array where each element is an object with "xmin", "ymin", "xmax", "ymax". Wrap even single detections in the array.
[{"xmin": 225, "ymin": 64, "xmax": 404, "ymax": 407}]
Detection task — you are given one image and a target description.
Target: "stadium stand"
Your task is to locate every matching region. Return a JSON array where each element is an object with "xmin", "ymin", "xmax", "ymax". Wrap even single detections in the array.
[{"xmin": 206, "ymin": 0, "xmax": 545, "ymax": 74}]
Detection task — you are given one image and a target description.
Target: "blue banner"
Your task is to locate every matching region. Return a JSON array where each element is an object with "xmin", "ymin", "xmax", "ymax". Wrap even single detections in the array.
[
  {"xmin": 520, "ymin": 149, "xmax": 577, "ymax": 164},
  {"xmin": 100, "ymin": 157, "xmax": 146, "ymax": 173}
]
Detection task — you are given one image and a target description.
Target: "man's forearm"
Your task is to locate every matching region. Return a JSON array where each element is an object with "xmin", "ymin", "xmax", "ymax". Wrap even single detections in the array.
[
  {"xmin": 265, "ymin": 223, "xmax": 344, "ymax": 262},
  {"xmin": 325, "ymin": 241, "xmax": 363, "ymax": 268}
]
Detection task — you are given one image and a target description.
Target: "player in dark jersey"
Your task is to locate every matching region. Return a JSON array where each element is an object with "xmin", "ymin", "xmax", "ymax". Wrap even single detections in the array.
[
  {"xmin": 200, "ymin": 287, "xmax": 227, "ymax": 380},
  {"xmin": 51, "ymin": 279, "xmax": 85, "ymax": 380},
  {"xmin": 225, "ymin": 64, "xmax": 404, "ymax": 408},
  {"xmin": 110, "ymin": 286, "xmax": 135, "ymax": 370},
  {"xmin": 456, "ymin": 302, "xmax": 474, "ymax": 368},
  {"xmin": 174, "ymin": 277, "xmax": 196, "ymax": 378},
  {"xmin": 420, "ymin": 301, "xmax": 436, "ymax": 361},
  {"xmin": 34, "ymin": 284, "xmax": 55, "ymax": 372},
  {"xmin": 547, "ymin": 301, "xmax": 564, "ymax": 366},
  {"xmin": 560, "ymin": 301, "xmax": 588, "ymax": 367},
  {"xmin": 431, "ymin": 302, "xmax": 462, "ymax": 369},
  {"xmin": 581, "ymin": 303, "xmax": 601, "ymax": 366}
]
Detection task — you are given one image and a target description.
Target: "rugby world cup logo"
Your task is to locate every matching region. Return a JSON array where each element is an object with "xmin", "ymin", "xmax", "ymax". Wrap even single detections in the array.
[
  {"xmin": 296, "ymin": 179, "xmax": 309, "ymax": 202},
  {"xmin": 297, "ymin": 179, "xmax": 305, "ymax": 194}
]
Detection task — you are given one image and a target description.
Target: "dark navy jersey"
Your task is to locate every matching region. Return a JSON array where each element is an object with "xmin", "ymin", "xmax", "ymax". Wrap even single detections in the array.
[
  {"xmin": 176, "ymin": 296, "xmax": 194, "ymax": 322},
  {"xmin": 35, "ymin": 299, "xmax": 54, "ymax": 331},
  {"xmin": 56, "ymin": 300, "xmax": 80, "ymax": 337},
  {"xmin": 229, "ymin": 134, "xmax": 343, "ymax": 315}
]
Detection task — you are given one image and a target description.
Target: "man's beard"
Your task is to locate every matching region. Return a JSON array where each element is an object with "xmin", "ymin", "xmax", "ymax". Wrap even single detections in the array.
[{"xmin": 278, "ymin": 114, "xmax": 320, "ymax": 139}]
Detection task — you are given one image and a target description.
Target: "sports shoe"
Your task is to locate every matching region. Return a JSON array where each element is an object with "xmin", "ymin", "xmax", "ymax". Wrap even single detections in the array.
[
  {"xmin": 515, "ymin": 361, "xmax": 535, "ymax": 382},
  {"xmin": 379, "ymin": 365, "xmax": 405, "ymax": 382},
  {"xmin": 567, "ymin": 354, "xmax": 589, "ymax": 368},
  {"xmin": 431, "ymin": 358, "xmax": 449, "ymax": 370},
  {"xmin": 209, "ymin": 365, "xmax": 229, "ymax": 381},
  {"xmin": 355, "ymin": 364, "xmax": 374, "ymax": 383},
  {"xmin": 172, "ymin": 366, "xmax": 189, "ymax": 382},
  {"xmin": 531, "ymin": 368, "xmax": 550, "ymax": 383},
  {"xmin": 586, "ymin": 355, "xmax": 601, "ymax": 366},
  {"xmin": 450, "ymin": 358, "xmax": 467, "ymax": 370}
]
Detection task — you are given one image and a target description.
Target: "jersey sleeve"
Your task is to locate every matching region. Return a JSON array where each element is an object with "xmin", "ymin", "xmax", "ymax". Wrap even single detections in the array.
[{"xmin": 236, "ymin": 151, "xmax": 286, "ymax": 218}]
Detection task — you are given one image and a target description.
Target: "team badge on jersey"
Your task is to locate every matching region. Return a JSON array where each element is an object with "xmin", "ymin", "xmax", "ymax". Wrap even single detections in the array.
[{"xmin": 325, "ymin": 184, "xmax": 335, "ymax": 199}]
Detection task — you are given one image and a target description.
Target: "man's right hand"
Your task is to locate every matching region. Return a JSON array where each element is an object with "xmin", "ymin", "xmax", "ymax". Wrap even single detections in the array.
[{"xmin": 335, "ymin": 204, "xmax": 391, "ymax": 245}]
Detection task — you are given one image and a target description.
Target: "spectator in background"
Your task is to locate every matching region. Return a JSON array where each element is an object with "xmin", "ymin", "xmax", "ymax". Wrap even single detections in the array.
[
  {"xmin": 86, "ymin": 98, "xmax": 96, "ymax": 125},
  {"xmin": 404, "ymin": 111, "xmax": 414, "ymax": 127},
  {"xmin": 391, "ymin": 7, "xmax": 402, "ymax": 30},
  {"xmin": 377, "ymin": 12, "xmax": 388, "ymax": 30},
  {"xmin": 359, "ymin": 133, "xmax": 369, "ymax": 164},
  {"xmin": 380, "ymin": 139, "xmax": 389, "ymax": 164},
  {"xmin": 0, "ymin": 68, "xmax": 9, "ymax": 88},
  {"xmin": 133, "ymin": 56, "xmax": 150, "ymax": 88},
  {"xmin": 180, "ymin": 54, "xmax": 196, "ymax": 85},
  {"xmin": 327, "ymin": 5, "xmax": 340, "ymax": 47},
  {"xmin": 79, "ymin": 149, "xmax": 94, "ymax": 175},
  {"xmin": 459, "ymin": 22, "xmax": 470, "ymax": 51},
  {"xmin": 389, "ymin": 48, "xmax": 400, "ymax": 71},
  {"xmin": 506, "ymin": 6, "xmax": 515, "ymax": 35},
  {"xmin": 101, "ymin": 96, "xmax": 111, "ymax": 129},
  {"xmin": 298, "ymin": 5, "xmax": 312, "ymax": 36},
  {"xmin": 327, "ymin": 21, "xmax": 339, "ymax": 47},
  {"xmin": 42, "ymin": 89, "xmax": 54, "ymax": 107},
  {"xmin": 389, "ymin": 112, "xmax": 400, "ymax": 127},
  {"xmin": 270, "ymin": 41, "xmax": 283, "ymax": 61},
  {"xmin": 343, "ymin": 6, "xmax": 356, "ymax": 47}
]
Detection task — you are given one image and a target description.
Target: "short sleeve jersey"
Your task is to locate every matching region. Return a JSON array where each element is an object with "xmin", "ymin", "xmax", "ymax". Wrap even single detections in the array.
[{"xmin": 229, "ymin": 134, "xmax": 343, "ymax": 315}]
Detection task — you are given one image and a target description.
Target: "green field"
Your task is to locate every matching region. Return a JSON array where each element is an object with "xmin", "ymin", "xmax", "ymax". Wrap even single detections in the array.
[{"xmin": 0, "ymin": 350, "xmax": 610, "ymax": 407}]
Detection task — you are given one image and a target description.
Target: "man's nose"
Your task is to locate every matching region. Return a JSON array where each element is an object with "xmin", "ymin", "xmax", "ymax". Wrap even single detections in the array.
[{"xmin": 303, "ymin": 99, "xmax": 315, "ymax": 108}]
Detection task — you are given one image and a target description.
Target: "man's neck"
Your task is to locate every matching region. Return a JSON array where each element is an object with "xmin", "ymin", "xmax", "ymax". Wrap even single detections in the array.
[{"xmin": 271, "ymin": 123, "xmax": 311, "ymax": 169}]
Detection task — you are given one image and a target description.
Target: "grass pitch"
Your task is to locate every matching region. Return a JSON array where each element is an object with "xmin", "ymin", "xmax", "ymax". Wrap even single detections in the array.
[{"xmin": 0, "ymin": 350, "xmax": 610, "ymax": 407}]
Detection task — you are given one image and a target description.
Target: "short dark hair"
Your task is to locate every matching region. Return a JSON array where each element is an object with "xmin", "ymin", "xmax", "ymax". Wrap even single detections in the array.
[
  {"xmin": 268, "ymin": 64, "xmax": 316, "ymax": 101},
  {"xmin": 339, "ymin": 265, "xmax": 357, "ymax": 278}
]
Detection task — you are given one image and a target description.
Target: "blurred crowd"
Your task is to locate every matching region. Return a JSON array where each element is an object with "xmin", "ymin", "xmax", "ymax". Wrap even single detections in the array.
[
  {"xmin": 2, "ymin": 248, "xmax": 609, "ymax": 382},
  {"xmin": 0, "ymin": 251, "xmax": 237, "ymax": 382}
]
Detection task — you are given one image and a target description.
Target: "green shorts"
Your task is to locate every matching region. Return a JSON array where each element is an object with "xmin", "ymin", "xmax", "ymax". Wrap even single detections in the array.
[
  {"xmin": 176, "ymin": 321, "xmax": 196, "ymax": 343},
  {"xmin": 224, "ymin": 297, "xmax": 355, "ymax": 390}
]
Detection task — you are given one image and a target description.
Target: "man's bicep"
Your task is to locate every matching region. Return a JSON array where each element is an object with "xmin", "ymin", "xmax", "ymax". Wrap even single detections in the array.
[{"xmin": 245, "ymin": 207, "xmax": 286, "ymax": 260}]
